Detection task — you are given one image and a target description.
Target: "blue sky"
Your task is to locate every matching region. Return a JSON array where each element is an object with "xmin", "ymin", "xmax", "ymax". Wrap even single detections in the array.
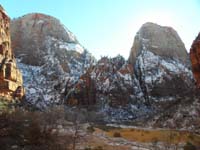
[{"xmin": 0, "ymin": 0, "xmax": 200, "ymax": 59}]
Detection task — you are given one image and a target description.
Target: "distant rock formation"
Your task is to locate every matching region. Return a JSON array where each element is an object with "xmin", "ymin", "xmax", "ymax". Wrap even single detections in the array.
[
  {"xmin": 11, "ymin": 13, "xmax": 95, "ymax": 107},
  {"xmin": 10, "ymin": 12, "xmax": 198, "ymax": 125},
  {"xmin": 129, "ymin": 22, "xmax": 193, "ymax": 101},
  {"xmin": 0, "ymin": 5, "xmax": 24, "ymax": 100},
  {"xmin": 190, "ymin": 33, "xmax": 200, "ymax": 88}
]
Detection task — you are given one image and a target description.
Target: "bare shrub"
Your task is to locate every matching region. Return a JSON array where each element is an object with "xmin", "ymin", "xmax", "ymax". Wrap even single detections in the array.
[
  {"xmin": 183, "ymin": 142, "xmax": 196, "ymax": 150},
  {"xmin": 113, "ymin": 132, "xmax": 121, "ymax": 137},
  {"xmin": 0, "ymin": 108, "xmax": 71, "ymax": 150}
]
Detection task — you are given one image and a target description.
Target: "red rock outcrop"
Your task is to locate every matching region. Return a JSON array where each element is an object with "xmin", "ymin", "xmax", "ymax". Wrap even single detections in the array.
[
  {"xmin": 66, "ymin": 72, "xmax": 96, "ymax": 106},
  {"xmin": 190, "ymin": 33, "xmax": 200, "ymax": 88},
  {"xmin": 0, "ymin": 5, "xmax": 25, "ymax": 100}
]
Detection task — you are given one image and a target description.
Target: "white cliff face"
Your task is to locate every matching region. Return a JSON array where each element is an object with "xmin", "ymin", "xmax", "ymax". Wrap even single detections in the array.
[{"xmin": 11, "ymin": 13, "xmax": 95, "ymax": 107}]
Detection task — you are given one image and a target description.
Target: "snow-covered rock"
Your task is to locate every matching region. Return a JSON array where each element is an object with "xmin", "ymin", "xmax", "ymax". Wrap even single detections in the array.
[
  {"xmin": 135, "ymin": 50, "xmax": 193, "ymax": 101},
  {"xmin": 66, "ymin": 55, "xmax": 143, "ymax": 105},
  {"xmin": 10, "ymin": 16, "xmax": 199, "ymax": 128},
  {"xmin": 129, "ymin": 22, "xmax": 194, "ymax": 101},
  {"xmin": 64, "ymin": 55, "xmax": 150, "ymax": 122}
]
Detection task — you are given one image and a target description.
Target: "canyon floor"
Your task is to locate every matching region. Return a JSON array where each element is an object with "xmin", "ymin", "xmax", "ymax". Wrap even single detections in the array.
[
  {"xmin": 0, "ymin": 105, "xmax": 200, "ymax": 150},
  {"xmin": 56, "ymin": 123, "xmax": 200, "ymax": 150}
]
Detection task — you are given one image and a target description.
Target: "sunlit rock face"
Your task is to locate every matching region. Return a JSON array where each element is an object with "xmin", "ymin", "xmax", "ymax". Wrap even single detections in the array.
[
  {"xmin": 129, "ymin": 22, "xmax": 194, "ymax": 101},
  {"xmin": 0, "ymin": 5, "xmax": 25, "ymax": 100},
  {"xmin": 190, "ymin": 33, "xmax": 200, "ymax": 88},
  {"xmin": 11, "ymin": 13, "xmax": 95, "ymax": 107}
]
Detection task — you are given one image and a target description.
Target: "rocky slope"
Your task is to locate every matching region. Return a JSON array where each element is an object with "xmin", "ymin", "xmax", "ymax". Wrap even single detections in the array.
[
  {"xmin": 129, "ymin": 22, "xmax": 194, "ymax": 102},
  {"xmin": 11, "ymin": 13, "xmax": 95, "ymax": 108},
  {"xmin": 149, "ymin": 95, "xmax": 200, "ymax": 132}
]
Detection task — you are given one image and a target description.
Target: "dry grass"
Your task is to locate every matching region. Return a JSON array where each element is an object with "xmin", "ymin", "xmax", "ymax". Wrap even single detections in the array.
[
  {"xmin": 105, "ymin": 128, "xmax": 200, "ymax": 146},
  {"xmin": 82, "ymin": 135, "xmax": 132, "ymax": 150}
]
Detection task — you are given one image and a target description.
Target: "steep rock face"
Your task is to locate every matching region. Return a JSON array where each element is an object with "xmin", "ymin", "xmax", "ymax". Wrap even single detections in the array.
[
  {"xmin": 11, "ymin": 13, "xmax": 95, "ymax": 107},
  {"xmin": 0, "ymin": 5, "xmax": 24, "ymax": 100},
  {"xmin": 129, "ymin": 22, "xmax": 193, "ymax": 101},
  {"xmin": 190, "ymin": 33, "xmax": 200, "ymax": 88}
]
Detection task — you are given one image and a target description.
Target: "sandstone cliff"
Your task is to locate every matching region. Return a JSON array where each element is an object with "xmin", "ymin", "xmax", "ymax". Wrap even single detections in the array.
[{"xmin": 0, "ymin": 5, "xmax": 24, "ymax": 100}]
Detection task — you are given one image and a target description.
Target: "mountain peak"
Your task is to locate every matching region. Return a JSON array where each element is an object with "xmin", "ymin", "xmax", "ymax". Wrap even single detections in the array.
[
  {"xmin": 141, "ymin": 22, "xmax": 173, "ymax": 29},
  {"xmin": 11, "ymin": 13, "xmax": 95, "ymax": 106},
  {"xmin": 11, "ymin": 12, "xmax": 77, "ymax": 45},
  {"xmin": 129, "ymin": 22, "xmax": 188, "ymax": 65},
  {"xmin": 11, "ymin": 13, "xmax": 82, "ymax": 65}
]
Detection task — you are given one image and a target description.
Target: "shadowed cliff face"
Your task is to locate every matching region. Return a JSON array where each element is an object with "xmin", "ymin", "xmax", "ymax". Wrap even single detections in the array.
[{"xmin": 190, "ymin": 33, "xmax": 200, "ymax": 88}]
